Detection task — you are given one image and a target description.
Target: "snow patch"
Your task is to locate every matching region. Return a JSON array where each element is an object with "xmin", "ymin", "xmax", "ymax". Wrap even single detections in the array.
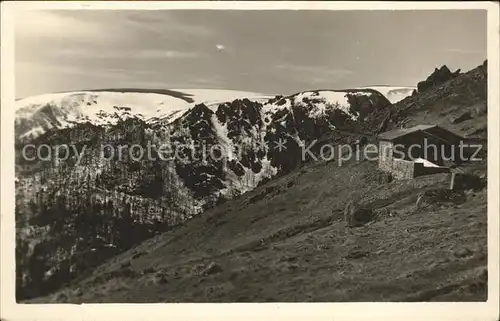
[{"xmin": 414, "ymin": 158, "xmax": 441, "ymax": 168}]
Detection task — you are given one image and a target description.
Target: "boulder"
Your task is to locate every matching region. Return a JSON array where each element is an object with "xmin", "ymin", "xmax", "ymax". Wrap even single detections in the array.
[
  {"xmin": 451, "ymin": 111, "xmax": 473, "ymax": 124},
  {"xmin": 200, "ymin": 262, "xmax": 222, "ymax": 276},
  {"xmin": 344, "ymin": 200, "xmax": 373, "ymax": 228},
  {"xmin": 50, "ymin": 292, "xmax": 68, "ymax": 303},
  {"xmin": 450, "ymin": 173, "xmax": 486, "ymax": 191},
  {"xmin": 454, "ymin": 247, "xmax": 473, "ymax": 258},
  {"xmin": 415, "ymin": 188, "xmax": 467, "ymax": 209},
  {"xmin": 344, "ymin": 246, "xmax": 369, "ymax": 259},
  {"xmin": 153, "ymin": 272, "xmax": 168, "ymax": 284},
  {"xmin": 377, "ymin": 171, "xmax": 393, "ymax": 184}
]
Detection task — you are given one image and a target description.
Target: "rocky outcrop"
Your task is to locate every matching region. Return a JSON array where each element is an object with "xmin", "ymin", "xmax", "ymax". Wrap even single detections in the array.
[
  {"xmin": 389, "ymin": 61, "xmax": 487, "ymax": 129},
  {"xmin": 417, "ymin": 65, "xmax": 461, "ymax": 93}
]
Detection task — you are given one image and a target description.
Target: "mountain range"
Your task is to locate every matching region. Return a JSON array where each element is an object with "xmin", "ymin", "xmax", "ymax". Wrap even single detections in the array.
[
  {"xmin": 15, "ymin": 86, "xmax": 414, "ymax": 141},
  {"xmin": 14, "ymin": 63, "xmax": 487, "ymax": 302}
]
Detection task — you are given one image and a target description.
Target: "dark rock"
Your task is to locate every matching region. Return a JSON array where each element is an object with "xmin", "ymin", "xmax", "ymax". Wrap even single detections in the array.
[
  {"xmin": 120, "ymin": 261, "xmax": 131, "ymax": 269},
  {"xmin": 153, "ymin": 272, "xmax": 168, "ymax": 284},
  {"xmin": 51, "ymin": 292, "xmax": 68, "ymax": 303},
  {"xmin": 200, "ymin": 262, "xmax": 222, "ymax": 276},
  {"xmin": 472, "ymin": 105, "xmax": 487, "ymax": 117},
  {"xmin": 377, "ymin": 172, "xmax": 393, "ymax": 184},
  {"xmin": 358, "ymin": 136, "xmax": 368, "ymax": 146},
  {"xmin": 454, "ymin": 247, "xmax": 473, "ymax": 258},
  {"xmin": 416, "ymin": 189, "xmax": 467, "ymax": 209},
  {"xmin": 345, "ymin": 247, "xmax": 369, "ymax": 259},
  {"xmin": 451, "ymin": 111, "xmax": 473, "ymax": 124},
  {"xmin": 131, "ymin": 251, "xmax": 146, "ymax": 260},
  {"xmin": 344, "ymin": 200, "xmax": 373, "ymax": 228},
  {"xmin": 451, "ymin": 173, "xmax": 486, "ymax": 191},
  {"xmin": 249, "ymin": 190, "xmax": 267, "ymax": 204},
  {"xmin": 142, "ymin": 267, "xmax": 156, "ymax": 275},
  {"xmin": 227, "ymin": 159, "xmax": 245, "ymax": 177},
  {"xmin": 107, "ymin": 267, "xmax": 138, "ymax": 279},
  {"xmin": 265, "ymin": 185, "xmax": 277, "ymax": 194},
  {"xmin": 280, "ymin": 255, "xmax": 298, "ymax": 262},
  {"xmin": 73, "ymin": 288, "xmax": 83, "ymax": 297}
]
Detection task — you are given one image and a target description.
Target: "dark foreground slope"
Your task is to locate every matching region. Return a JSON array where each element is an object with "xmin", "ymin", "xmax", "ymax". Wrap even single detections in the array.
[
  {"xmin": 37, "ymin": 167, "xmax": 487, "ymax": 303},
  {"xmin": 27, "ymin": 63, "xmax": 488, "ymax": 302}
]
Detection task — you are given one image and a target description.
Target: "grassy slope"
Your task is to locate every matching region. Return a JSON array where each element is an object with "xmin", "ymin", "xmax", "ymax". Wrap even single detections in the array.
[{"xmin": 27, "ymin": 65, "xmax": 488, "ymax": 303}]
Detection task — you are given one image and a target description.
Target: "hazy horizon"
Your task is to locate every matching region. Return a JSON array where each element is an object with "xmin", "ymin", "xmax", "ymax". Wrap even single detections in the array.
[{"xmin": 15, "ymin": 10, "xmax": 487, "ymax": 99}]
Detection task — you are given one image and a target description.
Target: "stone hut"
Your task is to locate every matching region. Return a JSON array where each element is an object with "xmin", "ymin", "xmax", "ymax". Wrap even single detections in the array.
[{"xmin": 378, "ymin": 125, "xmax": 465, "ymax": 179}]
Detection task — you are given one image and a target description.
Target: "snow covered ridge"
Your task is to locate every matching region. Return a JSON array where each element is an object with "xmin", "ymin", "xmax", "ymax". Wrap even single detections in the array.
[
  {"xmin": 15, "ymin": 87, "xmax": 400, "ymax": 140},
  {"xmin": 15, "ymin": 89, "xmax": 274, "ymax": 140},
  {"xmin": 263, "ymin": 89, "xmax": 380, "ymax": 120}
]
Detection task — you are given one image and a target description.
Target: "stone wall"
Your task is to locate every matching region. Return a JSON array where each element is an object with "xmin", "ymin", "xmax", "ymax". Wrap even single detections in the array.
[
  {"xmin": 378, "ymin": 140, "xmax": 450, "ymax": 180},
  {"xmin": 379, "ymin": 155, "xmax": 449, "ymax": 180},
  {"xmin": 391, "ymin": 158, "xmax": 416, "ymax": 179},
  {"xmin": 379, "ymin": 141, "xmax": 416, "ymax": 179},
  {"xmin": 378, "ymin": 141, "xmax": 393, "ymax": 172}
]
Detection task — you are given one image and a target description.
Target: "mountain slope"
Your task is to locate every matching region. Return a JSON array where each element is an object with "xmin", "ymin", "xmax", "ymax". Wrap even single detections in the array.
[
  {"xmin": 23, "ymin": 62, "xmax": 488, "ymax": 302},
  {"xmin": 32, "ymin": 165, "xmax": 487, "ymax": 303},
  {"xmin": 15, "ymin": 87, "xmax": 392, "ymax": 299}
]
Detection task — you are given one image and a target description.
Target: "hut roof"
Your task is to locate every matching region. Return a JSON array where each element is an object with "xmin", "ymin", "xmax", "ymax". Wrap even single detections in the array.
[{"xmin": 378, "ymin": 124, "xmax": 437, "ymax": 141}]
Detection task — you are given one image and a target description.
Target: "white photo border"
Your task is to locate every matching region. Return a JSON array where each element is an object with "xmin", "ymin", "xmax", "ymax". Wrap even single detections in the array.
[{"xmin": 1, "ymin": 2, "xmax": 499, "ymax": 321}]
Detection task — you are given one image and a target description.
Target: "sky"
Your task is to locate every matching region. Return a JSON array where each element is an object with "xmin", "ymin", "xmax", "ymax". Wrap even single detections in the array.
[{"xmin": 15, "ymin": 9, "xmax": 487, "ymax": 98}]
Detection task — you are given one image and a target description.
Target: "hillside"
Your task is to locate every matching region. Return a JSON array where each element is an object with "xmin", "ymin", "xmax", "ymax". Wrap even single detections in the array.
[
  {"xmin": 15, "ymin": 87, "xmax": 396, "ymax": 300},
  {"xmin": 23, "ymin": 62, "xmax": 488, "ymax": 302}
]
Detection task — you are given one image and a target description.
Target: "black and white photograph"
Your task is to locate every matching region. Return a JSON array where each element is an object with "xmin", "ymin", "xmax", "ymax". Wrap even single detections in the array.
[{"xmin": 1, "ymin": 1, "xmax": 499, "ymax": 320}]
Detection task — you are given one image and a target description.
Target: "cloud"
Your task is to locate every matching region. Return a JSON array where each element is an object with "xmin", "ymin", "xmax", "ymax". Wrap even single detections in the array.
[
  {"xmin": 274, "ymin": 64, "xmax": 352, "ymax": 76},
  {"xmin": 15, "ymin": 10, "xmax": 214, "ymax": 47},
  {"xmin": 51, "ymin": 48, "xmax": 200, "ymax": 60},
  {"xmin": 15, "ymin": 10, "xmax": 110, "ymax": 42},
  {"xmin": 187, "ymin": 74, "xmax": 225, "ymax": 86},
  {"xmin": 123, "ymin": 11, "xmax": 215, "ymax": 37},
  {"xmin": 446, "ymin": 48, "xmax": 485, "ymax": 55},
  {"xmin": 136, "ymin": 49, "xmax": 200, "ymax": 59},
  {"xmin": 16, "ymin": 61, "xmax": 137, "ymax": 80},
  {"xmin": 274, "ymin": 64, "xmax": 353, "ymax": 84},
  {"xmin": 271, "ymin": 64, "xmax": 353, "ymax": 88}
]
